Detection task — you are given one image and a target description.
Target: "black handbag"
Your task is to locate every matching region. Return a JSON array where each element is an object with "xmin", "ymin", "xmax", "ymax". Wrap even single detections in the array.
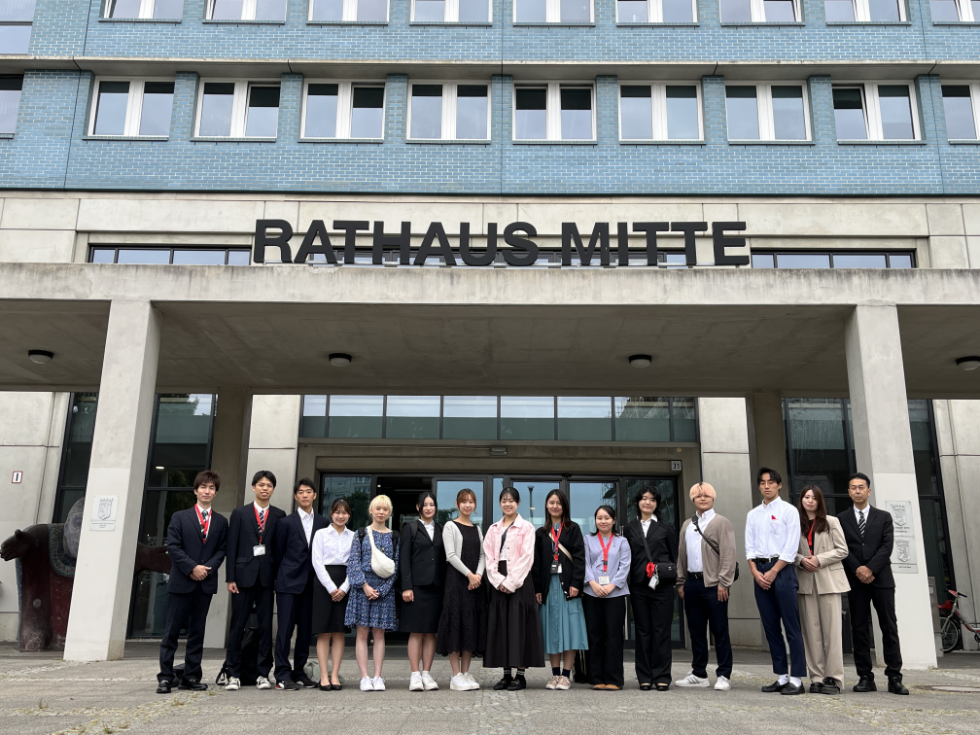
[
  {"xmin": 692, "ymin": 515, "xmax": 740, "ymax": 582},
  {"xmin": 640, "ymin": 523, "xmax": 677, "ymax": 583}
]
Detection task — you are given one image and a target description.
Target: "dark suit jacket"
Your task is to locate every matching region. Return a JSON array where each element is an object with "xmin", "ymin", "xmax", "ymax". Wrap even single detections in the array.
[
  {"xmin": 273, "ymin": 510, "xmax": 329, "ymax": 594},
  {"xmin": 532, "ymin": 521, "xmax": 586, "ymax": 602},
  {"xmin": 399, "ymin": 520, "xmax": 445, "ymax": 590},
  {"xmin": 838, "ymin": 506, "xmax": 895, "ymax": 589},
  {"xmin": 623, "ymin": 517, "xmax": 678, "ymax": 589},
  {"xmin": 166, "ymin": 506, "xmax": 228, "ymax": 595},
  {"xmin": 225, "ymin": 503, "xmax": 286, "ymax": 588}
]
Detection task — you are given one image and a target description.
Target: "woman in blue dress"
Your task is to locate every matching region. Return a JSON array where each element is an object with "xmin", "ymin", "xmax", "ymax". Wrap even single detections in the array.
[{"xmin": 346, "ymin": 494, "xmax": 399, "ymax": 692}]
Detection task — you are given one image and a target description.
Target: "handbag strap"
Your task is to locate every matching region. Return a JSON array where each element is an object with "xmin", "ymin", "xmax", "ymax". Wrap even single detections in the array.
[
  {"xmin": 692, "ymin": 516, "xmax": 722, "ymax": 556},
  {"xmin": 639, "ymin": 522, "xmax": 656, "ymax": 565}
]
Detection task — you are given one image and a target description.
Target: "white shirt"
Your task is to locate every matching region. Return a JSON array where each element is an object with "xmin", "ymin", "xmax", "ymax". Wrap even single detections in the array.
[
  {"xmin": 253, "ymin": 501, "xmax": 270, "ymax": 527},
  {"xmin": 745, "ymin": 496, "xmax": 800, "ymax": 563},
  {"xmin": 298, "ymin": 508, "xmax": 314, "ymax": 545},
  {"xmin": 640, "ymin": 514, "xmax": 658, "ymax": 536},
  {"xmin": 685, "ymin": 509, "xmax": 715, "ymax": 573},
  {"xmin": 853, "ymin": 505, "xmax": 870, "ymax": 524},
  {"xmin": 421, "ymin": 520, "xmax": 435, "ymax": 540},
  {"xmin": 311, "ymin": 526, "xmax": 354, "ymax": 593}
]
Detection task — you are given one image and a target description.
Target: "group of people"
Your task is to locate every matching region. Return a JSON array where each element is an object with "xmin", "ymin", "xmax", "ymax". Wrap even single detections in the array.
[{"xmin": 155, "ymin": 466, "xmax": 908, "ymax": 697}]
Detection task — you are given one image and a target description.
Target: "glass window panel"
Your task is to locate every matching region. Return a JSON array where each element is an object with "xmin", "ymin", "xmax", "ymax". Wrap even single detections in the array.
[
  {"xmin": 94, "ymin": 80, "xmax": 129, "ymax": 136},
  {"xmin": 328, "ymin": 395, "xmax": 384, "ymax": 438},
  {"xmin": 500, "ymin": 396, "xmax": 555, "ymax": 440},
  {"xmin": 54, "ymin": 489, "xmax": 85, "ymax": 524},
  {"xmin": 516, "ymin": 0, "xmax": 547, "ymax": 21},
  {"xmin": 329, "ymin": 395, "xmax": 384, "ymax": 415},
  {"xmin": 91, "ymin": 248, "xmax": 116, "ymax": 263},
  {"xmin": 560, "ymin": 87, "xmax": 592, "ymax": 140},
  {"xmin": 0, "ymin": 0, "xmax": 34, "ymax": 21},
  {"xmin": 171, "ymin": 249, "xmax": 226, "ymax": 265},
  {"xmin": 245, "ymin": 85, "xmax": 279, "ymax": 137},
  {"xmin": 560, "ymin": 0, "xmax": 590, "ymax": 21},
  {"xmin": 557, "ymin": 397, "xmax": 612, "ymax": 441},
  {"xmin": 726, "ymin": 86, "xmax": 759, "ymax": 140},
  {"xmin": 824, "ymin": 0, "xmax": 855, "ymax": 19},
  {"xmin": 785, "ymin": 398, "xmax": 850, "ymax": 497},
  {"xmin": 414, "ymin": 0, "xmax": 445, "ymax": 20},
  {"xmin": 615, "ymin": 397, "xmax": 670, "ymax": 441},
  {"xmin": 443, "ymin": 395, "xmax": 496, "ymax": 439},
  {"xmin": 974, "ymin": 0, "xmax": 980, "ymax": 20},
  {"xmin": 199, "ymin": 82, "xmax": 235, "ymax": 136},
  {"xmin": 752, "ymin": 252, "xmax": 775, "ymax": 268},
  {"xmin": 459, "ymin": 0, "xmax": 489, "ymax": 20},
  {"xmin": 0, "ymin": 24, "xmax": 31, "ymax": 54},
  {"xmin": 255, "ymin": 0, "xmax": 286, "ymax": 19},
  {"xmin": 226, "ymin": 249, "xmax": 250, "ymax": 265},
  {"xmin": 868, "ymin": 0, "xmax": 900, "ymax": 19},
  {"xmin": 456, "ymin": 84, "xmax": 488, "ymax": 139},
  {"xmin": 942, "ymin": 86, "xmax": 976, "ymax": 140},
  {"xmin": 720, "ymin": 0, "xmax": 752, "ymax": 21},
  {"xmin": 151, "ymin": 394, "xmax": 214, "ymax": 472},
  {"xmin": 435, "ymin": 479, "xmax": 484, "ymax": 527},
  {"xmin": 385, "ymin": 395, "xmax": 441, "ymax": 439},
  {"xmin": 663, "ymin": 0, "xmax": 694, "ymax": 21},
  {"xmin": 410, "ymin": 84, "xmax": 443, "ymax": 139},
  {"xmin": 833, "ymin": 87, "xmax": 867, "ymax": 140},
  {"xmin": 889, "ymin": 253, "xmax": 913, "ymax": 268},
  {"xmin": 211, "ymin": 0, "xmax": 244, "ymax": 19},
  {"xmin": 666, "ymin": 85, "xmax": 699, "ymax": 140},
  {"xmin": 0, "ymin": 76, "xmax": 21, "ymax": 134},
  {"xmin": 301, "ymin": 395, "xmax": 327, "ymax": 437},
  {"xmin": 109, "ymin": 0, "xmax": 142, "ymax": 17},
  {"xmin": 569, "ymin": 481, "xmax": 617, "ymax": 532},
  {"xmin": 618, "ymin": 0, "xmax": 647, "ymax": 21},
  {"xmin": 620, "ymin": 85, "xmax": 652, "ymax": 140},
  {"xmin": 321, "ymin": 476, "xmax": 372, "ymax": 528},
  {"xmin": 771, "ymin": 85, "xmax": 806, "ymax": 141},
  {"xmin": 775, "ymin": 253, "xmax": 831, "ymax": 268},
  {"xmin": 493, "ymin": 480, "xmax": 559, "ymax": 527},
  {"xmin": 138, "ymin": 81, "xmax": 174, "ymax": 136},
  {"xmin": 116, "ymin": 248, "xmax": 171, "ymax": 264},
  {"xmin": 357, "ymin": 0, "xmax": 388, "ymax": 20},
  {"xmin": 154, "ymin": 0, "xmax": 185, "ymax": 18},
  {"xmin": 878, "ymin": 85, "xmax": 914, "ymax": 140},
  {"xmin": 670, "ymin": 398, "xmax": 697, "ymax": 442},
  {"xmin": 62, "ymin": 393, "xmax": 98, "ymax": 487},
  {"xmin": 832, "ymin": 253, "xmax": 887, "ymax": 268},
  {"xmin": 930, "ymin": 0, "xmax": 961, "ymax": 19},
  {"xmin": 305, "ymin": 83, "xmax": 338, "ymax": 138},
  {"xmin": 311, "ymin": 0, "xmax": 343, "ymax": 19},
  {"xmin": 515, "ymin": 88, "xmax": 547, "ymax": 139},
  {"xmin": 763, "ymin": 0, "xmax": 796, "ymax": 20},
  {"xmin": 351, "ymin": 86, "xmax": 384, "ymax": 138}
]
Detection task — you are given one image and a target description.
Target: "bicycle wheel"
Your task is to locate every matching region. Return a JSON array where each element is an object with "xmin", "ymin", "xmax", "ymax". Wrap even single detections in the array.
[{"xmin": 941, "ymin": 615, "xmax": 961, "ymax": 653}]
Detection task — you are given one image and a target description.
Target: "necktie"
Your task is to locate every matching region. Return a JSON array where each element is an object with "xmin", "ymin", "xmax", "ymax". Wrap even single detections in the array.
[
  {"xmin": 857, "ymin": 510, "xmax": 866, "ymax": 539},
  {"xmin": 201, "ymin": 510, "xmax": 210, "ymax": 540}
]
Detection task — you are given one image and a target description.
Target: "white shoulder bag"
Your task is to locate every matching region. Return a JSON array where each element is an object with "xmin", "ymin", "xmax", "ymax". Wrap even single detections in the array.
[{"xmin": 365, "ymin": 528, "xmax": 396, "ymax": 579}]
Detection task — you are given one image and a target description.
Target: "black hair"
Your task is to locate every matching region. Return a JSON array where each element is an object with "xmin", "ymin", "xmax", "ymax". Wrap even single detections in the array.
[
  {"xmin": 632, "ymin": 485, "xmax": 661, "ymax": 517},
  {"xmin": 193, "ymin": 470, "xmax": 221, "ymax": 492},
  {"xmin": 544, "ymin": 488, "xmax": 571, "ymax": 526},
  {"xmin": 330, "ymin": 498, "xmax": 351, "ymax": 516},
  {"xmin": 499, "ymin": 486, "xmax": 521, "ymax": 504},
  {"xmin": 294, "ymin": 477, "xmax": 317, "ymax": 494},
  {"xmin": 251, "ymin": 469, "xmax": 277, "ymax": 488},
  {"xmin": 847, "ymin": 472, "xmax": 871, "ymax": 488},
  {"xmin": 756, "ymin": 467, "xmax": 783, "ymax": 486},
  {"xmin": 592, "ymin": 505, "xmax": 618, "ymax": 536},
  {"xmin": 416, "ymin": 491, "xmax": 438, "ymax": 515}
]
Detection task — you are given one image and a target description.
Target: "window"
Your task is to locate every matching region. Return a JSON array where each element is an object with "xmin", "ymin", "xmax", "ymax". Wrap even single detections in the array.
[
  {"xmin": 725, "ymin": 83, "xmax": 809, "ymax": 141},
  {"xmin": 412, "ymin": 0, "xmax": 490, "ymax": 21},
  {"xmin": 0, "ymin": 0, "xmax": 33, "ymax": 54},
  {"xmin": 751, "ymin": 251, "xmax": 914, "ymax": 268},
  {"xmin": 104, "ymin": 0, "xmax": 184, "ymax": 18},
  {"xmin": 514, "ymin": 0, "xmax": 593, "ymax": 22},
  {"xmin": 619, "ymin": 83, "xmax": 701, "ymax": 140},
  {"xmin": 302, "ymin": 81, "xmax": 385, "ymax": 139},
  {"xmin": 208, "ymin": 0, "xmax": 287, "ymax": 19},
  {"xmin": 720, "ymin": 0, "xmax": 799, "ymax": 22},
  {"xmin": 196, "ymin": 80, "xmax": 280, "ymax": 138},
  {"xmin": 930, "ymin": 0, "xmax": 978, "ymax": 19},
  {"xmin": 514, "ymin": 83, "xmax": 594, "ymax": 141},
  {"xmin": 90, "ymin": 246, "xmax": 251, "ymax": 265},
  {"xmin": 942, "ymin": 84, "xmax": 980, "ymax": 140},
  {"xmin": 89, "ymin": 78, "xmax": 175, "ymax": 137},
  {"xmin": 617, "ymin": 0, "xmax": 696, "ymax": 21},
  {"xmin": 832, "ymin": 83, "xmax": 918, "ymax": 141},
  {"xmin": 823, "ymin": 0, "xmax": 906, "ymax": 21},
  {"xmin": 408, "ymin": 82, "xmax": 489, "ymax": 140},
  {"xmin": 309, "ymin": 0, "xmax": 388, "ymax": 20},
  {"xmin": 0, "ymin": 75, "xmax": 21, "ymax": 133}
]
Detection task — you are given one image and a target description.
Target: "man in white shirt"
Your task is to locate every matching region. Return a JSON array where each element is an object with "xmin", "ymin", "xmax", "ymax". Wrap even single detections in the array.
[{"xmin": 745, "ymin": 467, "xmax": 806, "ymax": 695}]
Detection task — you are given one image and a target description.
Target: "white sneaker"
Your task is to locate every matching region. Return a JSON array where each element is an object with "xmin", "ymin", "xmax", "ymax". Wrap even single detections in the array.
[
  {"xmin": 225, "ymin": 677, "xmax": 240, "ymax": 691},
  {"xmin": 714, "ymin": 676, "xmax": 731, "ymax": 691},
  {"xmin": 360, "ymin": 676, "xmax": 375, "ymax": 692},
  {"xmin": 675, "ymin": 673, "xmax": 710, "ymax": 688},
  {"xmin": 372, "ymin": 676, "xmax": 385, "ymax": 691},
  {"xmin": 450, "ymin": 673, "xmax": 469, "ymax": 691},
  {"xmin": 463, "ymin": 672, "xmax": 480, "ymax": 690},
  {"xmin": 255, "ymin": 676, "xmax": 272, "ymax": 690},
  {"xmin": 421, "ymin": 671, "xmax": 439, "ymax": 691},
  {"xmin": 409, "ymin": 672, "xmax": 424, "ymax": 691}
]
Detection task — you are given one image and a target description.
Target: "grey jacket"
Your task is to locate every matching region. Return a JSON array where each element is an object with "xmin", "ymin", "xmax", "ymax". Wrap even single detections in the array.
[
  {"xmin": 677, "ymin": 513, "xmax": 738, "ymax": 589},
  {"xmin": 443, "ymin": 520, "xmax": 486, "ymax": 577}
]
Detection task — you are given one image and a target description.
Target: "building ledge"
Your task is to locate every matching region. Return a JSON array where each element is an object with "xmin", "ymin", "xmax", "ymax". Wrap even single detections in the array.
[
  {"xmin": 0, "ymin": 132, "xmax": 14, "ymax": 139},
  {"xmin": 408, "ymin": 21, "xmax": 493, "ymax": 27},
  {"xmin": 190, "ymin": 136, "xmax": 278, "ymax": 142},
  {"xmin": 616, "ymin": 22, "xmax": 700, "ymax": 27},
  {"xmin": 82, "ymin": 135, "xmax": 169, "ymax": 141},
  {"xmin": 513, "ymin": 139, "xmax": 597, "ymax": 145},
  {"xmin": 825, "ymin": 21, "xmax": 912, "ymax": 26},
  {"xmin": 728, "ymin": 139, "xmax": 815, "ymax": 145},
  {"xmin": 932, "ymin": 20, "xmax": 980, "ymax": 25},
  {"xmin": 512, "ymin": 22, "xmax": 596, "ymax": 27},
  {"xmin": 947, "ymin": 139, "xmax": 980, "ymax": 145},
  {"xmin": 298, "ymin": 137, "xmax": 384, "ymax": 143},
  {"xmin": 306, "ymin": 20, "xmax": 389, "ymax": 26},
  {"xmin": 719, "ymin": 21, "xmax": 806, "ymax": 27},
  {"xmin": 202, "ymin": 19, "xmax": 287, "ymax": 25},
  {"xmin": 620, "ymin": 139, "xmax": 705, "ymax": 145}
]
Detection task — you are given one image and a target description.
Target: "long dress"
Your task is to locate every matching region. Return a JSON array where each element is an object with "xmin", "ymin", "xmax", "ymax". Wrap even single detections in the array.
[
  {"xmin": 344, "ymin": 529, "xmax": 399, "ymax": 630},
  {"xmin": 436, "ymin": 522, "xmax": 487, "ymax": 655}
]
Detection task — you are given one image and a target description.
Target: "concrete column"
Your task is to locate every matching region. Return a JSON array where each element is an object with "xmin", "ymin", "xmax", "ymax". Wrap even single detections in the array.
[
  {"xmin": 748, "ymin": 390, "xmax": 788, "ymax": 486},
  {"xmin": 844, "ymin": 305, "xmax": 937, "ymax": 669},
  {"xmin": 64, "ymin": 301, "xmax": 161, "ymax": 661},
  {"xmin": 246, "ymin": 395, "xmax": 301, "ymax": 515},
  {"xmin": 698, "ymin": 397, "xmax": 761, "ymax": 647}
]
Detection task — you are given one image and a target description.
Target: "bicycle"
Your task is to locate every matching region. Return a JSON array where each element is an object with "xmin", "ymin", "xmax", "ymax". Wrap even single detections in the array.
[{"xmin": 939, "ymin": 590, "xmax": 980, "ymax": 653}]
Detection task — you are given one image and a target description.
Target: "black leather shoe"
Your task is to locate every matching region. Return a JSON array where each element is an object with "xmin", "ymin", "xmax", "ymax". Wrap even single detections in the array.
[
  {"xmin": 507, "ymin": 675, "xmax": 527, "ymax": 691},
  {"xmin": 493, "ymin": 675, "xmax": 513, "ymax": 690},
  {"xmin": 781, "ymin": 682, "xmax": 805, "ymax": 695},
  {"xmin": 294, "ymin": 674, "xmax": 317, "ymax": 689},
  {"xmin": 761, "ymin": 680, "xmax": 787, "ymax": 693},
  {"xmin": 318, "ymin": 683, "xmax": 331, "ymax": 691},
  {"xmin": 853, "ymin": 676, "xmax": 877, "ymax": 692},
  {"xmin": 178, "ymin": 679, "xmax": 207, "ymax": 691},
  {"xmin": 156, "ymin": 680, "xmax": 172, "ymax": 694},
  {"xmin": 809, "ymin": 681, "xmax": 824, "ymax": 694},
  {"xmin": 818, "ymin": 680, "xmax": 840, "ymax": 695},
  {"xmin": 888, "ymin": 678, "xmax": 909, "ymax": 695}
]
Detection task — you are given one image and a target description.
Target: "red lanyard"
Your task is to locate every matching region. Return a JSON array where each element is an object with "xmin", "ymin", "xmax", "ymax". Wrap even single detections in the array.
[
  {"xmin": 551, "ymin": 522, "xmax": 564, "ymax": 562},
  {"xmin": 195, "ymin": 506, "xmax": 210, "ymax": 538},
  {"xmin": 597, "ymin": 533, "xmax": 613, "ymax": 571},
  {"xmin": 807, "ymin": 522, "xmax": 815, "ymax": 550},
  {"xmin": 254, "ymin": 504, "xmax": 267, "ymax": 542}
]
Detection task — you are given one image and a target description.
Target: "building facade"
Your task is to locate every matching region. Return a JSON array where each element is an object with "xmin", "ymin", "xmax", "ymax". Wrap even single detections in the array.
[{"xmin": 1, "ymin": 0, "xmax": 980, "ymax": 666}]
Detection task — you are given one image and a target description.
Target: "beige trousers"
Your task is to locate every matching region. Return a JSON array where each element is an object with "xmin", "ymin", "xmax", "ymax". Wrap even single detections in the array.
[{"xmin": 798, "ymin": 592, "xmax": 844, "ymax": 686}]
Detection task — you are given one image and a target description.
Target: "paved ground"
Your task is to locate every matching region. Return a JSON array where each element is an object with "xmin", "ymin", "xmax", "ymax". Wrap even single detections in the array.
[{"xmin": 3, "ymin": 644, "xmax": 980, "ymax": 735}]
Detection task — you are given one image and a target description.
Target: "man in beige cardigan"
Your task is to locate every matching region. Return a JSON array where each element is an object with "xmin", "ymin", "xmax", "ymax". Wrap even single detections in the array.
[{"xmin": 676, "ymin": 482, "xmax": 738, "ymax": 691}]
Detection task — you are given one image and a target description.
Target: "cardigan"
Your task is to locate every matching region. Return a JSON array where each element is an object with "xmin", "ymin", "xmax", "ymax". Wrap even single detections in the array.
[
  {"xmin": 677, "ymin": 512, "xmax": 738, "ymax": 589},
  {"xmin": 443, "ymin": 520, "xmax": 486, "ymax": 577}
]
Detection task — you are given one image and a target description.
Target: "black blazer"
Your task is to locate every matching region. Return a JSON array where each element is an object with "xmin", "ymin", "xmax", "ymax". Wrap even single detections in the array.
[
  {"xmin": 399, "ymin": 520, "xmax": 445, "ymax": 590},
  {"xmin": 838, "ymin": 506, "xmax": 895, "ymax": 589},
  {"xmin": 166, "ymin": 506, "xmax": 228, "ymax": 595},
  {"xmin": 273, "ymin": 510, "xmax": 329, "ymax": 594},
  {"xmin": 225, "ymin": 503, "xmax": 286, "ymax": 588},
  {"xmin": 532, "ymin": 521, "xmax": 586, "ymax": 603},
  {"xmin": 623, "ymin": 517, "xmax": 678, "ymax": 590}
]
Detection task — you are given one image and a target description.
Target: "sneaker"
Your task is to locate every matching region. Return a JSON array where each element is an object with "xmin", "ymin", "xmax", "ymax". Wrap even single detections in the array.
[
  {"xmin": 360, "ymin": 676, "xmax": 375, "ymax": 692},
  {"xmin": 372, "ymin": 676, "xmax": 386, "ymax": 692},
  {"xmin": 714, "ymin": 676, "xmax": 731, "ymax": 691},
  {"xmin": 555, "ymin": 676, "xmax": 571, "ymax": 691},
  {"xmin": 675, "ymin": 673, "xmax": 710, "ymax": 688},
  {"xmin": 450, "ymin": 674, "xmax": 469, "ymax": 691},
  {"xmin": 463, "ymin": 672, "xmax": 481, "ymax": 690},
  {"xmin": 275, "ymin": 678, "xmax": 301, "ymax": 691},
  {"xmin": 255, "ymin": 676, "xmax": 272, "ymax": 690},
  {"xmin": 225, "ymin": 677, "xmax": 240, "ymax": 691},
  {"xmin": 545, "ymin": 675, "xmax": 560, "ymax": 690},
  {"xmin": 421, "ymin": 671, "xmax": 439, "ymax": 691},
  {"xmin": 409, "ymin": 672, "xmax": 424, "ymax": 692}
]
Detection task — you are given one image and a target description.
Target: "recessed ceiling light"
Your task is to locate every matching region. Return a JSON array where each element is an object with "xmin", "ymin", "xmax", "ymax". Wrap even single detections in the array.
[
  {"xmin": 29, "ymin": 350, "xmax": 54, "ymax": 365},
  {"xmin": 329, "ymin": 353, "xmax": 352, "ymax": 367},
  {"xmin": 629, "ymin": 354, "xmax": 652, "ymax": 369},
  {"xmin": 956, "ymin": 356, "xmax": 980, "ymax": 371}
]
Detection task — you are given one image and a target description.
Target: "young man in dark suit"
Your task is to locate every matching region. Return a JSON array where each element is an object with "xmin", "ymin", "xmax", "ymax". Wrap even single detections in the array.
[
  {"xmin": 224, "ymin": 469, "xmax": 286, "ymax": 691},
  {"xmin": 838, "ymin": 472, "xmax": 908, "ymax": 696},
  {"xmin": 157, "ymin": 470, "xmax": 229, "ymax": 694},
  {"xmin": 273, "ymin": 477, "xmax": 329, "ymax": 690}
]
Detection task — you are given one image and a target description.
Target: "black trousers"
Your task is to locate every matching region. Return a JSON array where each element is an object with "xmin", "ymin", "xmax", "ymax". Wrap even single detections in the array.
[
  {"xmin": 753, "ymin": 561, "xmax": 806, "ymax": 678},
  {"xmin": 848, "ymin": 583, "xmax": 902, "ymax": 679},
  {"xmin": 274, "ymin": 579, "xmax": 315, "ymax": 682},
  {"xmin": 227, "ymin": 581, "xmax": 274, "ymax": 679},
  {"xmin": 583, "ymin": 595, "xmax": 626, "ymax": 687},
  {"xmin": 158, "ymin": 587, "xmax": 212, "ymax": 684},
  {"xmin": 683, "ymin": 577, "xmax": 733, "ymax": 679},
  {"xmin": 630, "ymin": 585, "xmax": 674, "ymax": 686}
]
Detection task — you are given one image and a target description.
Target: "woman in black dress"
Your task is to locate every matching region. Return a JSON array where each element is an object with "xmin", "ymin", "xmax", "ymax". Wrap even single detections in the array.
[
  {"xmin": 623, "ymin": 486, "xmax": 678, "ymax": 691},
  {"xmin": 400, "ymin": 491, "xmax": 445, "ymax": 692},
  {"xmin": 437, "ymin": 488, "xmax": 487, "ymax": 691},
  {"xmin": 311, "ymin": 499, "xmax": 355, "ymax": 690}
]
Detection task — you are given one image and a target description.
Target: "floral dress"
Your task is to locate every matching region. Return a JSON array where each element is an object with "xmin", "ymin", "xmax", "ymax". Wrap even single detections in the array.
[{"xmin": 345, "ymin": 529, "xmax": 399, "ymax": 630}]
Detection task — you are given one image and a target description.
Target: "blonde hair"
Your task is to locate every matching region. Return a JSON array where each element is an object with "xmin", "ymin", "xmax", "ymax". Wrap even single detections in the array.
[
  {"xmin": 368, "ymin": 494, "xmax": 393, "ymax": 514},
  {"xmin": 690, "ymin": 482, "xmax": 717, "ymax": 500}
]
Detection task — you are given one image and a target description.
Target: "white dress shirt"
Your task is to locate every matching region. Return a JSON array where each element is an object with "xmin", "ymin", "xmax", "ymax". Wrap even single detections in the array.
[
  {"xmin": 298, "ymin": 508, "xmax": 314, "ymax": 545},
  {"xmin": 685, "ymin": 508, "xmax": 715, "ymax": 573},
  {"xmin": 311, "ymin": 526, "xmax": 354, "ymax": 593},
  {"xmin": 640, "ymin": 514, "xmax": 658, "ymax": 536},
  {"xmin": 745, "ymin": 496, "xmax": 800, "ymax": 563},
  {"xmin": 421, "ymin": 520, "xmax": 435, "ymax": 540},
  {"xmin": 853, "ymin": 505, "xmax": 870, "ymax": 524}
]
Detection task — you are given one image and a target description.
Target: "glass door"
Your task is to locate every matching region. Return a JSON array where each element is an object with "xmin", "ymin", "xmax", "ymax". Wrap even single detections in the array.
[
  {"xmin": 434, "ymin": 478, "xmax": 486, "ymax": 527},
  {"xmin": 493, "ymin": 477, "xmax": 561, "ymax": 528},
  {"xmin": 567, "ymin": 479, "xmax": 618, "ymax": 532}
]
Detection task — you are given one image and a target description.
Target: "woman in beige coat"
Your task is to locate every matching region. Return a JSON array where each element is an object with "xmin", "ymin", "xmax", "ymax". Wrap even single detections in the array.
[{"xmin": 796, "ymin": 485, "xmax": 850, "ymax": 695}]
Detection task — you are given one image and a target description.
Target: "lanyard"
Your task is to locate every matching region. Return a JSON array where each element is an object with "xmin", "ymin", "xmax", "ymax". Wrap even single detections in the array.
[
  {"xmin": 807, "ymin": 522, "xmax": 815, "ymax": 551},
  {"xmin": 550, "ymin": 522, "xmax": 563, "ymax": 562},
  {"xmin": 195, "ymin": 506, "xmax": 210, "ymax": 538},
  {"xmin": 597, "ymin": 533, "xmax": 613, "ymax": 571},
  {"xmin": 254, "ymin": 504, "xmax": 267, "ymax": 542}
]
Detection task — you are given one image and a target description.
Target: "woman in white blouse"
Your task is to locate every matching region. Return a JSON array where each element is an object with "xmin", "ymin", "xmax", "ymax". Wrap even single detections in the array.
[{"xmin": 311, "ymin": 498, "xmax": 355, "ymax": 690}]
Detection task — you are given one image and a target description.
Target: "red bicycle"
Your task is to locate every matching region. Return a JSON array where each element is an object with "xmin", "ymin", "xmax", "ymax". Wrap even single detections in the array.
[{"xmin": 939, "ymin": 590, "xmax": 980, "ymax": 653}]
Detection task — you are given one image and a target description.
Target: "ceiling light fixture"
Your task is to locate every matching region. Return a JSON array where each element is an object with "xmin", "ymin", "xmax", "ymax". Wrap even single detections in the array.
[
  {"xmin": 956, "ymin": 356, "xmax": 980, "ymax": 372},
  {"xmin": 29, "ymin": 350, "xmax": 54, "ymax": 365},
  {"xmin": 328, "ymin": 353, "xmax": 352, "ymax": 367},
  {"xmin": 629, "ymin": 354, "xmax": 652, "ymax": 369}
]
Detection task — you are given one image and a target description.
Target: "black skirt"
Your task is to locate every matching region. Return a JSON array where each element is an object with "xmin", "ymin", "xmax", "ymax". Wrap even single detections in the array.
[
  {"xmin": 484, "ymin": 574, "xmax": 544, "ymax": 669},
  {"xmin": 399, "ymin": 584, "xmax": 443, "ymax": 634},
  {"xmin": 312, "ymin": 565, "xmax": 349, "ymax": 635}
]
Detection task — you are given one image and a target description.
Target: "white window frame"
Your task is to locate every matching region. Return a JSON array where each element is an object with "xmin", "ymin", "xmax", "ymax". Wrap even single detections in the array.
[
  {"xmin": 617, "ymin": 81, "xmax": 703, "ymax": 141},
  {"xmin": 725, "ymin": 82, "xmax": 811, "ymax": 141},
  {"xmin": 104, "ymin": 0, "xmax": 184, "ymax": 18},
  {"xmin": 300, "ymin": 79, "xmax": 386, "ymax": 139},
  {"xmin": 826, "ymin": 0, "xmax": 907, "ymax": 21},
  {"xmin": 832, "ymin": 82, "xmax": 920, "ymax": 141},
  {"xmin": 615, "ymin": 0, "xmax": 698, "ymax": 22},
  {"xmin": 513, "ymin": 0, "xmax": 595, "ymax": 23},
  {"xmin": 88, "ymin": 77, "xmax": 174, "ymax": 137},
  {"xmin": 308, "ymin": 0, "xmax": 390, "ymax": 20},
  {"xmin": 940, "ymin": 81, "xmax": 980, "ymax": 140},
  {"xmin": 513, "ymin": 82, "xmax": 596, "ymax": 141},
  {"xmin": 208, "ymin": 0, "xmax": 286, "ymax": 20},
  {"xmin": 930, "ymin": 0, "xmax": 977, "ymax": 20},
  {"xmin": 195, "ymin": 78, "xmax": 280, "ymax": 138},
  {"xmin": 411, "ymin": 0, "xmax": 489, "ymax": 21},
  {"xmin": 407, "ymin": 81, "xmax": 491, "ymax": 141},
  {"xmin": 721, "ymin": 0, "xmax": 801, "ymax": 21}
]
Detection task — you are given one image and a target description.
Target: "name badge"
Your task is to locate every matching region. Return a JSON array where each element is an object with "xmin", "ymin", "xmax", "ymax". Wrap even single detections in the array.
[
  {"xmin": 550, "ymin": 562, "xmax": 562, "ymax": 575},
  {"xmin": 598, "ymin": 575, "xmax": 610, "ymax": 585},
  {"xmin": 253, "ymin": 545, "xmax": 266, "ymax": 556}
]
